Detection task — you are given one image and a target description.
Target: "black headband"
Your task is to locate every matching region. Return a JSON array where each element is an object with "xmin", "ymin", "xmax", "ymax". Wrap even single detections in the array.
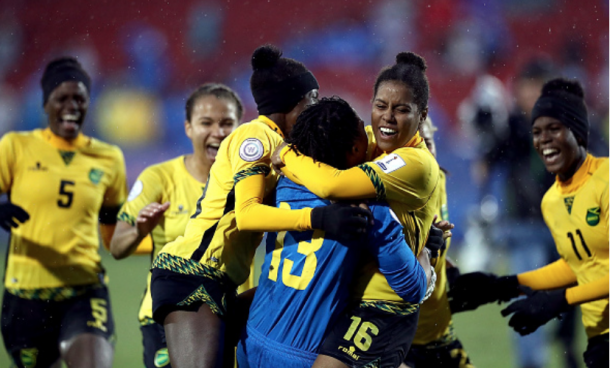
[
  {"xmin": 41, "ymin": 65, "xmax": 91, "ymax": 105},
  {"xmin": 531, "ymin": 94, "xmax": 589, "ymax": 148},
  {"xmin": 252, "ymin": 72, "xmax": 319, "ymax": 115}
]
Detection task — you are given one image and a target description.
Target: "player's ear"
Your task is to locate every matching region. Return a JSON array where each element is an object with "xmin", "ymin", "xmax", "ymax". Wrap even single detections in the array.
[{"xmin": 185, "ymin": 120, "xmax": 193, "ymax": 139}]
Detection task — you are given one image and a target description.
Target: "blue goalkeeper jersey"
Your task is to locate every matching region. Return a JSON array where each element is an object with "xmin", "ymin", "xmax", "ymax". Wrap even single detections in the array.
[{"xmin": 246, "ymin": 177, "xmax": 425, "ymax": 354}]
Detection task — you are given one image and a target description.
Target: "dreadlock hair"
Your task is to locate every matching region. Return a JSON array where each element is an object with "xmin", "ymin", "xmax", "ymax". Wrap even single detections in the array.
[
  {"xmin": 185, "ymin": 83, "xmax": 244, "ymax": 122},
  {"xmin": 286, "ymin": 96, "xmax": 361, "ymax": 170},
  {"xmin": 373, "ymin": 52, "xmax": 429, "ymax": 113}
]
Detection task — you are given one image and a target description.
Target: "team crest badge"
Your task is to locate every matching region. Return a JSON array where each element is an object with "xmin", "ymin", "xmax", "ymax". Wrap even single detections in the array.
[
  {"xmin": 239, "ymin": 138, "xmax": 264, "ymax": 162},
  {"xmin": 564, "ymin": 196, "xmax": 575, "ymax": 214},
  {"xmin": 89, "ymin": 168, "xmax": 104, "ymax": 184},
  {"xmin": 154, "ymin": 348, "xmax": 170, "ymax": 367},
  {"xmin": 586, "ymin": 207, "xmax": 600, "ymax": 226},
  {"xmin": 20, "ymin": 348, "xmax": 38, "ymax": 368}
]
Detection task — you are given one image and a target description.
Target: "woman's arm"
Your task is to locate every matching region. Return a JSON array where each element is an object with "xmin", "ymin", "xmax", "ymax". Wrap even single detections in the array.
[
  {"xmin": 110, "ymin": 202, "xmax": 169, "ymax": 259},
  {"xmin": 278, "ymin": 146, "xmax": 376, "ymax": 200},
  {"xmin": 517, "ymin": 258, "xmax": 578, "ymax": 290}
]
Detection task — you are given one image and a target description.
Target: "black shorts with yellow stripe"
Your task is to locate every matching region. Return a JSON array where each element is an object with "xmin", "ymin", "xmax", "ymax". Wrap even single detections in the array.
[
  {"xmin": 150, "ymin": 253, "xmax": 237, "ymax": 325},
  {"xmin": 319, "ymin": 301, "xmax": 420, "ymax": 368},
  {"xmin": 403, "ymin": 325, "xmax": 474, "ymax": 368},
  {"xmin": 1, "ymin": 284, "xmax": 114, "ymax": 368}
]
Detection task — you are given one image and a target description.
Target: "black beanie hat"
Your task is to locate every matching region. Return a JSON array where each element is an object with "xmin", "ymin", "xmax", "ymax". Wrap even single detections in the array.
[
  {"xmin": 531, "ymin": 78, "xmax": 589, "ymax": 148},
  {"xmin": 41, "ymin": 57, "xmax": 91, "ymax": 106},
  {"xmin": 250, "ymin": 45, "xmax": 319, "ymax": 115}
]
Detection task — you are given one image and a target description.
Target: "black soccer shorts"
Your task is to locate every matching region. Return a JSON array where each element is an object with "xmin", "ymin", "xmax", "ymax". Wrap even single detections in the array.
[
  {"xmin": 150, "ymin": 267, "xmax": 237, "ymax": 325},
  {"xmin": 404, "ymin": 336, "xmax": 473, "ymax": 368},
  {"xmin": 141, "ymin": 322, "xmax": 171, "ymax": 368},
  {"xmin": 319, "ymin": 302, "xmax": 420, "ymax": 368},
  {"xmin": 1, "ymin": 285, "xmax": 115, "ymax": 368}
]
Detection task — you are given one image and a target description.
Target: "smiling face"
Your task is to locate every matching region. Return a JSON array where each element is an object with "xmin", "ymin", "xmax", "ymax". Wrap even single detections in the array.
[
  {"xmin": 371, "ymin": 81, "xmax": 427, "ymax": 152},
  {"xmin": 44, "ymin": 81, "xmax": 89, "ymax": 139},
  {"xmin": 185, "ymin": 95, "xmax": 238, "ymax": 165},
  {"xmin": 532, "ymin": 116, "xmax": 583, "ymax": 177}
]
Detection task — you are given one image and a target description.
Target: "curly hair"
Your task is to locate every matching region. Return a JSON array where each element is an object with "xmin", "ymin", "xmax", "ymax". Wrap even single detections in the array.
[
  {"xmin": 286, "ymin": 96, "xmax": 362, "ymax": 170},
  {"xmin": 373, "ymin": 52, "xmax": 429, "ymax": 113}
]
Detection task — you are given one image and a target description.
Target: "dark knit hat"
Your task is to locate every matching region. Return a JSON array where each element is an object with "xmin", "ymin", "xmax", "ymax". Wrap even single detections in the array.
[
  {"xmin": 41, "ymin": 57, "xmax": 91, "ymax": 105},
  {"xmin": 250, "ymin": 45, "xmax": 319, "ymax": 115},
  {"xmin": 531, "ymin": 78, "xmax": 589, "ymax": 148}
]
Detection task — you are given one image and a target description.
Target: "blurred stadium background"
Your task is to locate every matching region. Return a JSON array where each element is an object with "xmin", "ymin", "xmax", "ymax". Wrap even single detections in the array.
[{"xmin": 0, "ymin": 0, "xmax": 607, "ymax": 367}]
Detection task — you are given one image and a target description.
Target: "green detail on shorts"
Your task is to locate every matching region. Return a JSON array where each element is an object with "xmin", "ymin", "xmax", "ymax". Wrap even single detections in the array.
[
  {"xmin": 58, "ymin": 150, "xmax": 75, "ymax": 166},
  {"xmin": 118, "ymin": 211, "xmax": 136, "ymax": 226},
  {"xmin": 361, "ymin": 358, "xmax": 381, "ymax": 368},
  {"xmin": 564, "ymin": 196, "xmax": 575, "ymax": 214},
  {"xmin": 233, "ymin": 165, "xmax": 271, "ymax": 184},
  {"xmin": 89, "ymin": 168, "xmax": 104, "ymax": 185},
  {"xmin": 177, "ymin": 284, "xmax": 223, "ymax": 315},
  {"xmin": 20, "ymin": 348, "xmax": 38, "ymax": 368},
  {"xmin": 154, "ymin": 348, "xmax": 170, "ymax": 367},
  {"xmin": 152, "ymin": 253, "xmax": 228, "ymax": 281},
  {"xmin": 7, "ymin": 283, "xmax": 101, "ymax": 301},
  {"xmin": 586, "ymin": 207, "xmax": 600, "ymax": 226},
  {"xmin": 358, "ymin": 164, "xmax": 386, "ymax": 201},
  {"xmin": 359, "ymin": 300, "xmax": 419, "ymax": 316},
  {"xmin": 139, "ymin": 317, "xmax": 156, "ymax": 326}
]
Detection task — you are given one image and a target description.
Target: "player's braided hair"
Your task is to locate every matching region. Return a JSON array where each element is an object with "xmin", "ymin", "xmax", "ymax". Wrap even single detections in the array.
[
  {"xmin": 286, "ymin": 96, "xmax": 361, "ymax": 170},
  {"xmin": 185, "ymin": 83, "xmax": 244, "ymax": 122},
  {"xmin": 373, "ymin": 52, "xmax": 429, "ymax": 113}
]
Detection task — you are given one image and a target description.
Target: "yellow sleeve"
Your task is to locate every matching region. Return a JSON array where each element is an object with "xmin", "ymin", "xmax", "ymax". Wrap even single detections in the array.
[
  {"xmin": 602, "ymin": 181, "xmax": 608, "ymax": 227},
  {"xmin": 0, "ymin": 133, "xmax": 16, "ymax": 193},
  {"xmin": 279, "ymin": 146, "xmax": 376, "ymax": 200},
  {"xmin": 117, "ymin": 167, "xmax": 164, "ymax": 226},
  {"xmin": 517, "ymin": 259, "xmax": 578, "ymax": 290},
  {"xmin": 565, "ymin": 273, "xmax": 610, "ymax": 305},
  {"xmin": 103, "ymin": 148, "xmax": 128, "ymax": 209},
  {"xmin": 230, "ymin": 123, "xmax": 312, "ymax": 232},
  {"xmin": 362, "ymin": 148, "xmax": 439, "ymax": 209},
  {"xmin": 235, "ymin": 174, "xmax": 312, "ymax": 231}
]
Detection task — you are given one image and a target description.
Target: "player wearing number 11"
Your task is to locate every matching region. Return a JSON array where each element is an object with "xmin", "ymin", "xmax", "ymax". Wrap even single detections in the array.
[
  {"xmin": 449, "ymin": 78, "xmax": 608, "ymax": 368},
  {"xmin": 0, "ymin": 57, "xmax": 127, "ymax": 368}
]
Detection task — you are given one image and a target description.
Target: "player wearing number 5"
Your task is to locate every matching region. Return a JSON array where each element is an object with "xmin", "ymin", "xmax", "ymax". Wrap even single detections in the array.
[
  {"xmin": 449, "ymin": 78, "xmax": 608, "ymax": 368},
  {"xmin": 0, "ymin": 57, "xmax": 127, "ymax": 368}
]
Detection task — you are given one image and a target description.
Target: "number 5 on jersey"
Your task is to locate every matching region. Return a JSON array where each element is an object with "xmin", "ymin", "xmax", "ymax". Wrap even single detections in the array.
[
  {"xmin": 57, "ymin": 180, "xmax": 75, "ymax": 208},
  {"xmin": 268, "ymin": 202, "xmax": 324, "ymax": 290}
]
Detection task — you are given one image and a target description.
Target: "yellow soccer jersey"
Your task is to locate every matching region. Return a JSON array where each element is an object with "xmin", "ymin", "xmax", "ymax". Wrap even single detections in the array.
[
  {"xmin": 413, "ymin": 170, "xmax": 453, "ymax": 345},
  {"xmin": 353, "ymin": 128, "xmax": 441, "ymax": 303},
  {"xmin": 541, "ymin": 154, "xmax": 609, "ymax": 338},
  {"xmin": 0, "ymin": 128, "xmax": 127, "ymax": 295},
  {"xmin": 157, "ymin": 116, "xmax": 283, "ymax": 286},
  {"xmin": 117, "ymin": 156, "xmax": 206, "ymax": 322}
]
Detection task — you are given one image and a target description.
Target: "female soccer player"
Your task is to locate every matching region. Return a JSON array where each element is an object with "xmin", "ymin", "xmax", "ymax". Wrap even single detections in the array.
[
  {"xmin": 404, "ymin": 117, "xmax": 473, "ymax": 368},
  {"xmin": 238, "ymin": 97, "xmax": 432, "ymax": 368},
  {"xmin": 109, "ymin": 83, "xmax": 243, "ymax": 368},
  {"xmin": 274, "ymin": 52, "xmax": 441, "ymax": 367},
  {"xmin": 0, "ymin": 57, "xmax": 127, "ymax": 368},
  {"xmin": 449, "ymin": 78, "xmax": 608, "ymax": 368},
  {"xmin": 149, "ymin": 45, "xmax": 370, "ymax": 368}
]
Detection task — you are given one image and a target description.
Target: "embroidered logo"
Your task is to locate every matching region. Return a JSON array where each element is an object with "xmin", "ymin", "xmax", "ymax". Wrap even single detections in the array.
[
  {"xmin": 28, "ymin": 162, "xmax": 48, "ymax": 171},
  {"xmin": 89, "ymin": 168, "xmax": 104, "ymax": 185},
  {"xmin": 154, "ymin": 348, "xmax": 170, "ymax": 367},
  {"xmin": 59, "ymin": 150, "xmax": 75, "ymax": 166},
  {"xmin": 239, "ymin": 138, "xmax": 264, "ymax": 162},
  {"xmin": 586, "ymin": 207, "xmax": 600, "ymax": 226},
  {"xmin": 20, "ymin": 348, "xmax": 38, "ymax": 368},
  {"xmin": 564, "ymin": 196, "xmax": 575, "ymax": 214}
]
